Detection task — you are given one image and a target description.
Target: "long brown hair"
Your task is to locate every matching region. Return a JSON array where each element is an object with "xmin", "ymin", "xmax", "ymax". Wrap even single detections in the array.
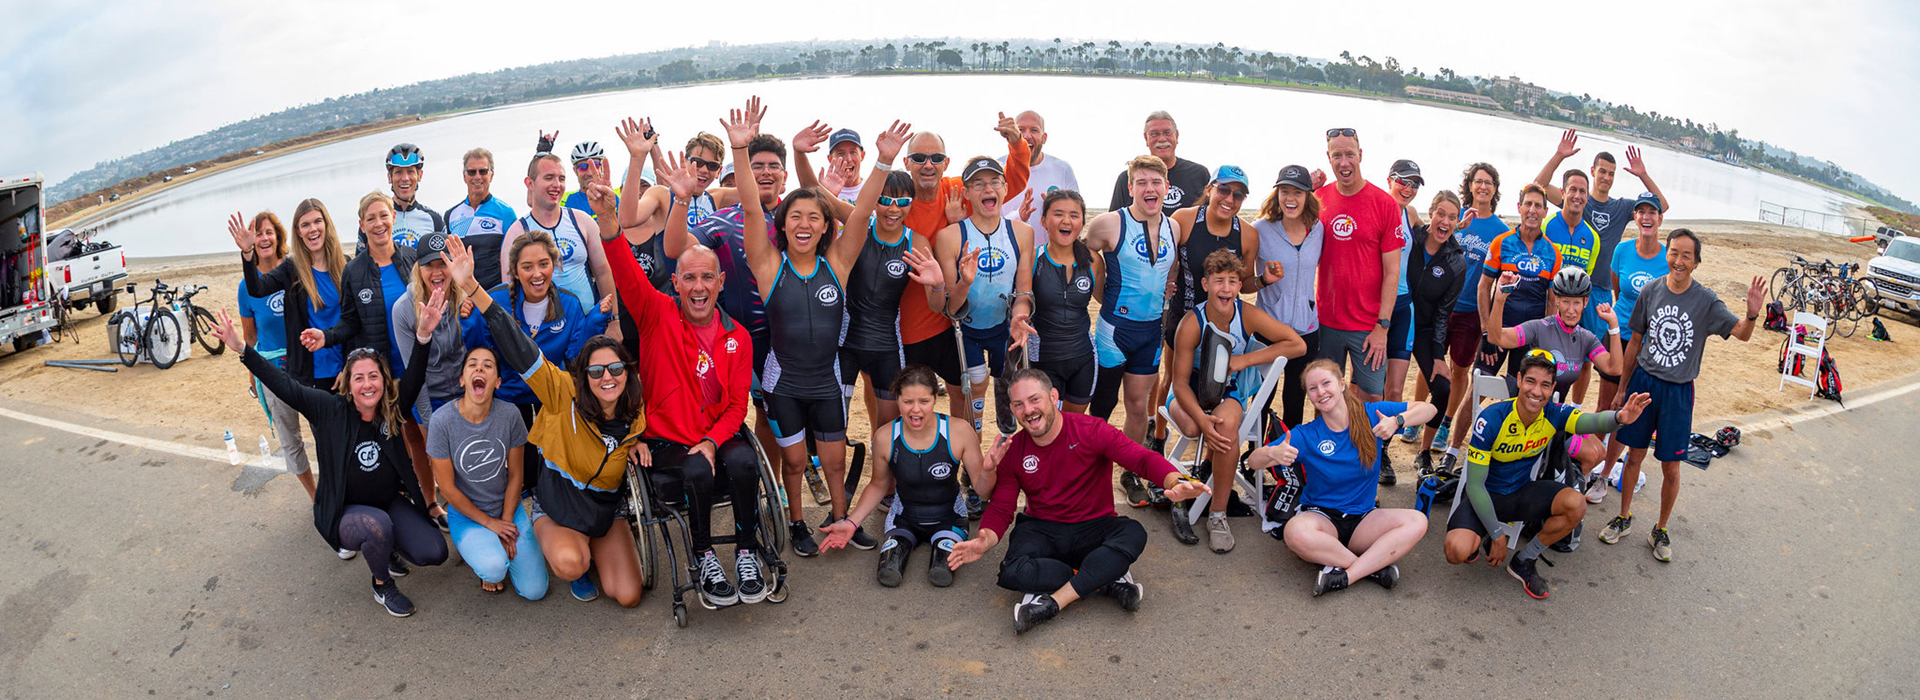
[
  {"xmin": 507, "ymin": 230, "xmax": 563, "ymax": 324},
  {"xmin": 570, "ymin": 335, "xmax": 644, "ymax": 425},
  {"xmin": 250, "ymin": 211, "xmax": 289, "ymax": 262},
  {"xmin": 334, "ymin": 348, "xmax": 405, "ymax": 436},
  {"xmin": 1303, "ymin": 358, "xmax": 1376, "ymax": 468},
  {"xmin": 1259, "ymin": 183, "xmax": 1321, "ymax": 224},
  {"xmin": 288, "ymin": 199, "xmax": 349, "ymax": 310}
]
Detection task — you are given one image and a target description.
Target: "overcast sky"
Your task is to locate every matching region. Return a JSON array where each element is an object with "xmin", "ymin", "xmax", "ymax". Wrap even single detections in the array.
[{"xmin": 6, "ymin": 0, "xmax": 1917, "ymax": 202}]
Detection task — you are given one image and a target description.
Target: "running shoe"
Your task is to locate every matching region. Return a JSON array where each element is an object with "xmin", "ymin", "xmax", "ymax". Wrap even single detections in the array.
[
  {"xmin": 569, "ymin": 574, "xmax": 599, "ymax": 602},
  {"xmin": 928, "ymin": 544, "xmax": 956, "ymax": 588},
  {"xmin": 696, "ymin": 549, "xmax": 739, "ymax": 608},
  {"xmin": 1312, "ymin": 566, "xmax": 1350, "ymax": 596},
  {"xmin": 735, "ymin": 548, "xmax": 769, "ymax": 603},
  {"xmin": 1507, "ymin": 555, "xmax": 1550, "ymax": 599},
  {"xmin": 876, "ymin": 537, "xmax": 910, "ymax": 588},
  {"xmin": 387, "ymin": 554, "xmax": 410, "ymax": 578},
  {"xmin": 1207, "ymin": 513, "xmax": 1235, "ymax": 553},
  {"xmin": 371, "ymin": 577, "xmax": 414, "ymax": 617},
  {"xmin": 789, "ymin": 521, "xmax": 821, "ymax": 558},
  {"xmin": 1378, "ymin": 450, "xmax": 1397, "ymax": 486},
  {"xmin": 1121, "ymin": 471, "xmax": 1154, "ymax": 508},
  {"xmin": 1365, "ymin": 564, "xmax": 1400, "ymax": 590},
  {"xmin": 1437, "ymin": 451, "xmax": 1460, "ymax": 477},
  {"xmin": 1433, "ymin": 422, "xmax": 1450, "ymax": 446},
  {"xmin": 1598, "ymin": 515, "xmax": 1633, "ymax": 545},
  {"xmin": 1097, "ymin": 570, "xmax": 1144, "ymax": 611},
  {"xmin": 1584, "ymin": 473, "xmax": 1610, "ymax": 504},
  {"xmin": 1398, "ymin": 424, "xmax": 1420, "ymax": 443},
  {"xmin": 1551, "ymin": 523, "xmax": 1582, "ymax": 553},
  {"xmin": 1648, "ymin": 527, "xmax": 1673, "ymax": 562},
  {"xmin": 337, "ymin": 548, "xmax": 359, "ymax": 561},
  {"xmin": 820, "ymin": 514, "xmax": 878, "ymax": 550},
  {"xmin": 1013, "ymin": 593, "xmax": 1059, "ymax": 634},
  {"xmin": 1414, "ymin": 451, "xmax": 1435, "ymax": 477}
]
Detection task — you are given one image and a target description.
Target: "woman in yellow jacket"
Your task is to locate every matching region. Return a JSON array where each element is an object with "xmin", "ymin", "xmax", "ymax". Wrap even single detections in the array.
[{"xmin": 446, "ymin": 233, "xmax": 647, "ymax": 607}]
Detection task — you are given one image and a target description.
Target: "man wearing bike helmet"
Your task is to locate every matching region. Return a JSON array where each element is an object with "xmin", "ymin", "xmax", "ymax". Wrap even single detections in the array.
[
  {"xmin": 564, "ymin": 141, "xmax": 622, "ymax": 220},
  {"xmin": 386, "ymin": 143, "xmax": 446, "ymax": 251},
  {"xmin": 1485, "ymin": 265, "xmax": 1622, "ymax": 482}
]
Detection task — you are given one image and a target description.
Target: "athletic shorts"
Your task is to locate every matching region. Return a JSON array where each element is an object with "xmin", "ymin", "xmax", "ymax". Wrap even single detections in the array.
[
  {"xmin": 1475, "ymin": 338, "xmax": 1522, "ymax": 377},
  {"xmin": 960, "ymin": 321, "xmax": 1012, "ymax": 376},
  {"xmin": 1298, "ymin": 505, "xmax": 1367, "ymax": 547},
  {"xmin": 1446, "ymin": 311, "xmax": 1483, "ymax": 368},
  {"xmin": 1614, "ymin": 368, "xmax": 1693, "ymax": 463},
  {"xmin": 1095, "ymin": 315, "xmax": 1163, "ymax": 375},
  {"xmin": 843, "ymin": 346, "xmax": 904, "ymax": 400},
  {"xmin": 764, "ymin": 393, "xmax": 848, "ymax": 448},
  {"xmin": 1388, "ymin": 294, "xmax": 1415, "ymax": 361},
  {"xmin": 903, "ymin": 326, "xmax": 965, "ymax": 387},
  {"xmin": 1318, "ymin": 327, "xmax": 1387, "ymax": 396},
  {"xmin": 1162, "ymin": 306, "xmax": 1193, "ymax": 352},
  {"xmin": 1032, "ymin": 356, "xmax": 1096, "ymax": 406},
  {"xmin": 1579, "ymin": 288, "xmax": 1614, "ymax": 340},
  {"xmin": 749, "ymin": 329, "xmax": 772, "ymax": 399},
  {"xmin": 1167, "ymin": 370, "xmax": 1242, "ymax": 418},
  {"xmin": 884, "ymin": 502, "xmax": 967, "ymax": 548},
  {"xmin": 1444, "ymin": 479, "xmax": 1564, "ymax": 538}
]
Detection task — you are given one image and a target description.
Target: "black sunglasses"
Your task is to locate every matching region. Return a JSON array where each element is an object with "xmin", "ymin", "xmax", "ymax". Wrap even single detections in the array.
[
  {"xmin": 687, "ymin": 156, "xmax": 722, "ymax": 171},
  {"xmin": 905, "ymin": 153, "xmax": 948, "ymax": 165},
  {"xmin": 585, "ymin": 362, "xmax": 627, "ymax": 379},
  {"xmin": 464, "ymin": 168, "xmax": 491, "ymax": 176},
  {"xmin": 1325, "ymin": 128, "xmax": 1358, "ymax": 139}
]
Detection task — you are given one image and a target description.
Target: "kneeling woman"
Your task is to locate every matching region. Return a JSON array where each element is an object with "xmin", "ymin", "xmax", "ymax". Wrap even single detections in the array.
[
  {"xmin": 446, "ymin": 235, "xmax": 646, "ymax": 607},
  {"xmin": 213, "ymin": 297, "xmax": 447, "ymax": 617},
  {"xmin": 426, "ymin": 345, "xmax": 545, "ymax": 599},
  {"xmin": 822, "ymin": 365, "xmax": 989, "ymax": 587},
  {"xmin": 1249, "ymin": 359, "xmax": 1434, "ymax": 596}
]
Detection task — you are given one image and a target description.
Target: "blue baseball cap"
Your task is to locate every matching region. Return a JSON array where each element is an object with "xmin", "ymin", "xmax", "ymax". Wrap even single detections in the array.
[
  {"xmin": 1633, "ymin": 192, "xmax": 1663, "ymax": 211},
  {"xmin": 1213, "ymin": 165, "xmax": 1249, "ymax": 189},
  {"xmin": 828, "ymin": 129, "xmax": 862, "ymax": 150}
]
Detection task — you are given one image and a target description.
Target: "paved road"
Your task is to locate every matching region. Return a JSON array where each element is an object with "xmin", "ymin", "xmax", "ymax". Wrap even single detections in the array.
[{"xmin": 1, "ymin": 393, "xmax": 1915, "ymax": 698}]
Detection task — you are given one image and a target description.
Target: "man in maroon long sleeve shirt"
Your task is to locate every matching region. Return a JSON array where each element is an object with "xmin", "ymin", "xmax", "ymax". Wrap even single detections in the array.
[{"xmin": 948, "ymin": 369, "xmax": 1209, "ymax": 634}]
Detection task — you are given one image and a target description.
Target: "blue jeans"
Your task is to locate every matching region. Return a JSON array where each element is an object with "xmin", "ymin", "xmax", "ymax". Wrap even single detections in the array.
[{"xmin": 448, "ymin": 499, "xmax": 548, "ymax": 600}]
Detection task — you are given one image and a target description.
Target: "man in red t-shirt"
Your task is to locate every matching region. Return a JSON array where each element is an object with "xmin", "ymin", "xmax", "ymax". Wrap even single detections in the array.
[
  {"xmin": 1314, "ymin": 128, "xmax": 1404, "ymax": 401},
  {"xmin": 947, "ymin": 369, "xmax": 1208, "ymax": 634}
]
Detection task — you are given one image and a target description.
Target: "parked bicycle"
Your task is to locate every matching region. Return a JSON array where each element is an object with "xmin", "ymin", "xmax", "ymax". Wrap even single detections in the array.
[
  {"xmin": 107, "ymin": 280, "xmax": 186, "ymax": 369},
  {"xmin": 1769, "ymin": 255, "xmax": 1878, "ymax": 337},
  {"xmin": 161, "ymin": 282, "xmax": 225, "ymax": 356}
]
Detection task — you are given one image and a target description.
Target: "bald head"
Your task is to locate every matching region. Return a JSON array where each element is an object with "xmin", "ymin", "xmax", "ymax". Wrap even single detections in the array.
[
  {"xmin": 907, "ymin": 132, "xmax": 949, "ymax": 193},
  {"xmin": 1015, "ymin": 111, "xmax": 1048, "ymax": 165},
  {"xmin": 674, "ymin": 243, "xmax": 724, "ymax": 323}
]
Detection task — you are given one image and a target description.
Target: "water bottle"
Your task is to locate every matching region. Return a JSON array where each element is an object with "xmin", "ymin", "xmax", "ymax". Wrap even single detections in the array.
[
  {"xmin": 224, "ymin": 430, "xmax": 241, "ymax": 466},
  {"xmin": 258, "ymin": 435, "xmax": 274, "ymax": 469}
]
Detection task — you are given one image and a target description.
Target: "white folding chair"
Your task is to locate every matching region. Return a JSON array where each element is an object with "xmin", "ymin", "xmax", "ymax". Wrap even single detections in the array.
[
  {"xmin": 1187, "ymin": 356, "xmax": 1287, "ymax": 526},
  {"xmin": 1778, "ymin": 312, "xmax": 1827, "ymax": 399}
]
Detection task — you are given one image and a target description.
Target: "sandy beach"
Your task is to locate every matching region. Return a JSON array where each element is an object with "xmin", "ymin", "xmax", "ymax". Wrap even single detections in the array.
[{"xmin": 1, "ymin": 219, "xmax": 1910, "ymax": 467}]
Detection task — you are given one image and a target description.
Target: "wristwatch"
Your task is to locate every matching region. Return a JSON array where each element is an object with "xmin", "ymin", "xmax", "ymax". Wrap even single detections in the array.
[{"xmin": 1376, "ymin": 318, "xmax": 1391, "ymax": 330}]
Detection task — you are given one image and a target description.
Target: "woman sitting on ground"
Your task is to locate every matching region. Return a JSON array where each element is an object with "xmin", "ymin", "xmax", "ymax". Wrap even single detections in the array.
[{"xmin": 426, "ymin": 343, "xmax": 543, "ymax": 598}]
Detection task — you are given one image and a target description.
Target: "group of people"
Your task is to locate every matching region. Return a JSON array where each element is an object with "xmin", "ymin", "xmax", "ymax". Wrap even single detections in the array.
[{"xmin": 220, "ymin": 93, "xmax": 1766, "ymax": 631}]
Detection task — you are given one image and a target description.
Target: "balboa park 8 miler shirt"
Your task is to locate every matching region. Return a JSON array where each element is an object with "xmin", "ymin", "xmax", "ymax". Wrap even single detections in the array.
[{"xmin": 1627, "ymin": 278, "xmax": 1739, "ymax": 384}]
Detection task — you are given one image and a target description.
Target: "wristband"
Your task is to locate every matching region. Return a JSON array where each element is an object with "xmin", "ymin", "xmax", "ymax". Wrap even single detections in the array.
[{"xmin": 1607, "ymin": 327, "xmax": 1619, "ymax": 337}]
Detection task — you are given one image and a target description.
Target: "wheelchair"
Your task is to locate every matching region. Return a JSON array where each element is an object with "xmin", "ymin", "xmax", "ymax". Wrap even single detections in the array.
[{"xmin": 624, "ymin": 430, "xmax": 791, "ymax": 628}]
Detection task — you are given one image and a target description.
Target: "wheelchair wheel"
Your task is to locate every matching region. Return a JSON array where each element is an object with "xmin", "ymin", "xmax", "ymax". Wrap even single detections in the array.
[
  {"xmin": 746, "ymin": 432, "xmax": 789, "ymax": 555},
  {"xmin": 673, "ymin": 602, "xmax": 688, "ymax": 628},
  {"xmin": 625, "ymin": 465, "xmax": 659, "ymax": 592}
]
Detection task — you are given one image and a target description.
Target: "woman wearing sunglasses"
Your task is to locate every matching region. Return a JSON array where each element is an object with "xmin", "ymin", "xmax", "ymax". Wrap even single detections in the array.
[
  {"xmin": 835, "ymin": 122, "xmax": 922, "ymax": 430},
  {"xmin": 446, "ymin": 233, "xmax": 648, "ymax": 608},
  {"xmin": 212, "ymin": 289, "xmax": 444, "ymax": 617}
]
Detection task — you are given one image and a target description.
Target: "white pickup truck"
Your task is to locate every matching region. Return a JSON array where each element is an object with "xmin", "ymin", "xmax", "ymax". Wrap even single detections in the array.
[
  {"xmin": 0, "ymin": 174, "xmax": 59, "ymax": 352},
  {"xmin": 46, "ymin": 228, "xmax": 128, "ymax": 315},
  {"xmin": 1865, "ymin": 235, "xmax": 1920, "ymax": 321}
]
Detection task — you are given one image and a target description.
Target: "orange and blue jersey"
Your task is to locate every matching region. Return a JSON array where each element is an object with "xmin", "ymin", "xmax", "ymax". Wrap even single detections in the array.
[{"xmin": 1481, "ymin": 229, "xmax": 1562, "ymax": 326}]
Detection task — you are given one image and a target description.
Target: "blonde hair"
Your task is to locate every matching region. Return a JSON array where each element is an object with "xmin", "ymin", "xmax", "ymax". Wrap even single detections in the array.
[
  {"xmin": 1303, "ymin": 358, "xmax": 1377, "ymax": 468},
  {"xmin": 357, "ymin": 191, "xmax": 394, "ymax": 223},
  {"xmin": 1126, "ymin": 155, "xmax": 1168, "ymax": 180},
  {"xmin": 288, "ymin": 199, "xmax": 349, "ymax": 311},
  {"xmin": 406, "ymin": 258, "xmax": 465, "ymax": 329}
]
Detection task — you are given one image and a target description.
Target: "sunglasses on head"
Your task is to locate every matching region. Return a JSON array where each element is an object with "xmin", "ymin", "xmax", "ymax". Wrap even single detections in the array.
[
  {"xmin": 687, "ymin": 156, "xmax": 722, "ymax": 171},
  {"xmin": 464, "ymin": 168, "xmax": 490, "ymax": 177},
  {"xmin": 585, "ymin": 362, "xmax": 627, "ymax": 379},
  {"xmin": 877, "ymin": 195, "xmax": 913, "ymax": 207},
  {"xmin": 1325, "ymin": 127, "xmax": 1358, "ymax": 139},
  {"xmin": 905, "ymin": 153, "xmax": 947, "ymax": 165}
]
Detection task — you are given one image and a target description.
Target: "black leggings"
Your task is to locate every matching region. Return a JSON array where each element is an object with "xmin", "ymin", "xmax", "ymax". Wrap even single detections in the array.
[
  {"xmin": 1090, "ymin": 367, "xmax": 1124, "ymax": 421},
  {"xmin": 337, "ymin": 497, "xmax": 449, "ymax": 581},
  {"xmin": 996, "ymin": 514, "xmax": 1147, "ymax": 597},
  {"xmin": 1276, "ymin": 330, "xmax": 1321, "ymax": 429},
  {"xmin": 648, "ymin": 435, "xmax": 762, "ymax": 553},
  {"xmin": 1411, "ymin": 326, "xmax": 1452, "ymax": 430}
]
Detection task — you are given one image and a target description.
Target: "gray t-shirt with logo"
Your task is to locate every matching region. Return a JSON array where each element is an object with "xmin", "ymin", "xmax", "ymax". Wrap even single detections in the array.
[
  {"xmin": 1627, "ymin": 277, "xmax": 1739, "ymax": 384},
  {"xmin": 1584, "ymin": 196, "xmax": 1638, "ymax": 292},
  {"xmin": 1515, "ymin": 316, "xmax": 1602, "ymax": 390},
  {"xmin": 426, "ymin": 399, "xmax": 529, "ymax": 519}
]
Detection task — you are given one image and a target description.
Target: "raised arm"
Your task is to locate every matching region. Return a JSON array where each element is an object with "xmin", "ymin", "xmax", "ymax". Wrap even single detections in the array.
[
  {"xmin": 447, "ymin": 235, "xmax": 545, "ymax": 377},
  {"xmin": 829, "ymin": 121, "xmax": 912, "ymax": 276},
  {"xmin": 932, "ymin": 224, "xmax": 976, "ymax": 316},
  {"xmin": 571, "ymin": 207, "xmax": 616, "ymax": 307},
  {"xmin": 230, "ymin": 212, "xmax": 291, "ymax": 296},
  {"xmin": 1008, "ymin": 221, "xmax": 1036, "ymax": 351},
  {"xmin": 724, "ymin": 97, "xmax": 781, "ymax": 297},
  {"xmin": 396, "ymin": 288, "xmax": 441, "ymax": 411},
  {"xmin": 996, "ymin": 112, "xmax": 1031, "ymax": 199},
  {"xmin": 1485, "ymin": 272, "xmax": 1522, "ymax": 348},
  {"xmin": 212, "ymin": 308, "xmax": 337, "ymax": 420},
  {"xmin": 1593, "ymin": 302, "xmax": 1622, "ymax": 375},
  {"xmin": 614, "ymin": 117, "xmax": 666, "ymax": 231},
  {"xmin": 1621, "ymin": 146, "xmax": 1670, "ymax": 213},
  {"xmin": 1532, "ymin": 128, "xmax": 1579, "ymax": 207}
]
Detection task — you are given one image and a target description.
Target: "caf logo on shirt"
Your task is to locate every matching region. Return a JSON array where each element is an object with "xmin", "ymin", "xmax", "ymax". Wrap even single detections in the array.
[
  {"xmin": 557, "ymin": 238, "xmax": 577, "ymax": 260},
  {"xmin": 1074, "ymin": 275, "xmax": 1092, "ymax": 293},
  {"xmin": 358, "ymin": 288, "xmax": 374, "ymax": 305},
  {"xmin": 885, "ymin": 259, "xmax": 907, "ymax": 278},
  {"xmin": 1317, "ymin": 440, "xmax": 1337, "ymax": 456},
  {"xmin": 1022, "ymin": 455, "xmax": 1040, "ymax": 473},
  {"xmin": 1431, "ymin": 266, "xmax": 1446, "ymax": 278},
  {"xmin": 1132, "ymin": 231, "xmax": 1170, "ymax": 260},
  {"xmin": 724, "ymin": 337, "xmax": 739, "ymax": 354},
  {"xmin": 816, "ymin": 284, "xmax": 840, "ymax": 306},
  {"xmin": 266, "ymin": 291, "xmax": 285, "ymax": 314},
  {"xmin": 929, "ymin": 462, "xmax": 954, "ymax": 479},
  {"xmin": 476, "ymin": 218, "xmax": 501, "ymax": 233},
  {"xmin": 1165, "ymin": 185, "xmax": 1187, "ymax": 208},
  {"xmin": 1646, "ymin": 304, "xmax": 1695, "ymax": 369},
  {"xmin": 978, "ymin": 247, "xmax": 1009, "ymax": 275},
  {"xmin": 549, "ymin": 320, "xmax": 565, "ymax": 334},
  {"xmin": 1516, "ymin": 255, "xmax": 1548, "ymax": 276},
  {"xmin": 355, "ymin": 441, "xmax": 380, "ymax": 471},
  {"xmin": 1626, "ymin": 271, "xmax": 1655, "ymax": 294},
  {"xmin": 1330, "ymin": 214, "xmax": 1357, "ymax": 241},
  {"xmin": 457, "ymin": 438, "xmax": 504, "ymax": 483}
]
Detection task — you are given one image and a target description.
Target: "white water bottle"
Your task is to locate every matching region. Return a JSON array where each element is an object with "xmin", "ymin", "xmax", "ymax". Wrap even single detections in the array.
[
  {"xmin": 258, "ymin": 435, "xmax": 274, "ymax": 469},
  {"xmin": 224, "ymin": 430, "xmax": 241, "ymax": 466}
]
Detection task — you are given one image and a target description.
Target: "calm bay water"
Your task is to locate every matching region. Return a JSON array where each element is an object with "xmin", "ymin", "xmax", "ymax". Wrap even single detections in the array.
[{"xmin": 71, "ymin": 74, "xmax": 1857, "ymax": 257}]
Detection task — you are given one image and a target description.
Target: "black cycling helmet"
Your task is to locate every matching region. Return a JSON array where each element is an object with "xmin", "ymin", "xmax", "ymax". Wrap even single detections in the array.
[
  {"xmin": 386, "ymin": 143, "xmax": 423, "ymax": 168},
  {"xmin": 1550, "ymin": 266, "xmax": 1592, "ymax": 298},
  {"xmin": 1715, "ymin": 426, "xmax": 1741, "ymax": 450}
]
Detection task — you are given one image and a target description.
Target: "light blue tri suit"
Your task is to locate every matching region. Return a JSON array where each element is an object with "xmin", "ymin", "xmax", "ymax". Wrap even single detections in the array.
[
  {"xmin": 1095, "ymin": 208, "xmax": 1175, "ymax": 375},
  {"xmin": 956, "ymin": 216, "xmax": 1021, "ymax": 376}
]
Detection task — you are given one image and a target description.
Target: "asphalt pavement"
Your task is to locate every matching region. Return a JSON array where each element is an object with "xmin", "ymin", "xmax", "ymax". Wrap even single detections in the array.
[{"xmin": 0, "ymin": 392, "xmax": 1915, "ymax": 698}]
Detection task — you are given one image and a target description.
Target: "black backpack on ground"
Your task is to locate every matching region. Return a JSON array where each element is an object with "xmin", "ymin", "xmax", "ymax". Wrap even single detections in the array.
[{"xmin": 1764, "ymin": 300, "xmax": 1788, "ymax": 331}]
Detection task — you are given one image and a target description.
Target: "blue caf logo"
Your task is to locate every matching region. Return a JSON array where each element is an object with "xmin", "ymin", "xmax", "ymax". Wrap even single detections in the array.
[
  {"xmin": 557, "ymin": 237, "xmax": 577, "ymax": 258},
  {"xmin": 1133, "ymin": 231, "xmax": 1169, "ymax": 260},
  {"xmin": 979, "ymin": 247, "xmax": 1009, "ymax": 275}
]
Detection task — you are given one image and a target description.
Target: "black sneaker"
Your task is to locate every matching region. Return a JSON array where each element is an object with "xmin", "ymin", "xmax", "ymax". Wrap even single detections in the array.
[
  {"xmin": 928, "ymin": 544, "xmax": 956, "ymax": 588},
  {"xmin": 1437, "ymin": 452, "xmax": 1460, "ymax": 478},
  {"xmin": 1378, "ymin": 449, "xmax": 1397, "ymax": 486},
  {"xmin": 1013, "ymin": 593, "xmax": 1059, "ymax": 634},
  {"xmin": 1120, "ymin": 471, "xmax": 1154, "ymax": 508},
  {"xmin": 1167, "ymin": 502, "xmax": 1200, "ymax": 544},
  {"xmin": 789, "ymin": 521, "xmax": 820, "ymax": 558},
  {"xmin": 1549, "ymin": 523, "xmax": 1582, "ymax": 553},
  {"xmin": 820, "ymin": 514, "xmax": 878, "ymax": 550},
  {"xmin": 876, "ymin": 537, "xmax": 910, "ymax": 588},
  {"xmin": 695, "ymin": 549, "xmax": 739, "ymax": 608},
  {"xmin": 735, "ymin": 548, "xmax": 769, "ymax": 604},
  {"xmin": 371, "ymin": 577, "xmax": 414, "ymax": 617},
  {"xmin": 387, "ymin": 554, "xmax": 410, "ymax": 578},
  {"xmin": 1144, "ymin": 434, "xmax": 1167, "ymax": 455},
  {"xmin": 1413, "ymin": 451, "xmax": 1434, "ymax": 477},
  {"xmin": 1507, "ymin": 555, "xmax": 1550, "ymax": 599},
  {"xmin": 1312, "ymin": 566, "xmax": 1350, "ymax": 596},
  {"xmin": 965, "ymin": 488, "xmax": 986, "ymax": 520},
  {"xmin": 1365, "ymin": 564, "xmax": 1400, "ymax": 590},
  {"xmin": 1097, "ymin": 570, "xmax": 1144, "ymax": 612}
]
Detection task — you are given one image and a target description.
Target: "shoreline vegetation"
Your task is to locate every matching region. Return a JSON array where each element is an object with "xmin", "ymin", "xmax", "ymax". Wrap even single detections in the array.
[{"xmin": 48, "ymin": 38, "xmax": 1913, "ymax": 225}]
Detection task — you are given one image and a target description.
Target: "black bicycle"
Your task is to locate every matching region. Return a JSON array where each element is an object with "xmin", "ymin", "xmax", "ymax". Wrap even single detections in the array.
[
  {"xmin": 108, "ymin": 280, "xmax": 186, "ymax": 369},
  {"xmin": 161, "ymin": 282, "xmax": 225, "ymax": 355}
]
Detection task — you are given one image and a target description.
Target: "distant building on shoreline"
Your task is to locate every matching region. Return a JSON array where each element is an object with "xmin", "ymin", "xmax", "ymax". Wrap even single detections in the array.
[{"xmin": 1404, "ymin": 85, "xmax": 1502, "ymax": 110}]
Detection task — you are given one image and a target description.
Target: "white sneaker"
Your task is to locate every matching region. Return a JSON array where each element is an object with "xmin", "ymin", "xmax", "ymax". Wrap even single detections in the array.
[
  {"xmin": 1207, "ymin": 514, "xmax": 1235, "ymax": 553},
  {"xmin": 1584, "ymin": 475, "xmax": 1609, "ymax": 504},
  {"xmin": 337, "ymin": 548, "xmax": 359, "ymax": 561}
]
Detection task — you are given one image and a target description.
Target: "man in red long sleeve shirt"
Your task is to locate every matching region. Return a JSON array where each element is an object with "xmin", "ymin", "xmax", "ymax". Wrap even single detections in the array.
[
  {"xmin": 948, "ymin": 369, "xmax": 1208, "ymax": 634},
  {"xmin": 587, "ymin": 183, "xmax": 770, "ymax": 607}
]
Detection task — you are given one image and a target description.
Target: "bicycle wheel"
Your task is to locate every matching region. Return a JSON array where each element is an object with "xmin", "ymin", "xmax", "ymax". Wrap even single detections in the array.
[
  {"xmin": 111, "ymin": 312, "xmax": 141, "ymax": 367},
  {"xmin": 190, "ymin": 306, "xmax": 225, "ymax": 355},
  {"xmin": 1769, "ymin": 268, "xmax": 1794, "ymax": 304},
  {"xmin": 145, "ymin": 311, "xmax": 184, "ymax": 370}
]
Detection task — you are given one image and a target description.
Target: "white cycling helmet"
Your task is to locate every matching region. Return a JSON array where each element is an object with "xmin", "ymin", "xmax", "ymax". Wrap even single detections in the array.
[{"xmin": 570, "ymin": 141, "xmax": 605, "ymax": 165}]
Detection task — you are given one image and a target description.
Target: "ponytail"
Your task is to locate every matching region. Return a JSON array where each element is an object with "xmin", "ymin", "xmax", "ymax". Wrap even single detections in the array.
[{"xmin": 1303, "ymin": 358, "xmax": 1377, "ymax": 468}]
